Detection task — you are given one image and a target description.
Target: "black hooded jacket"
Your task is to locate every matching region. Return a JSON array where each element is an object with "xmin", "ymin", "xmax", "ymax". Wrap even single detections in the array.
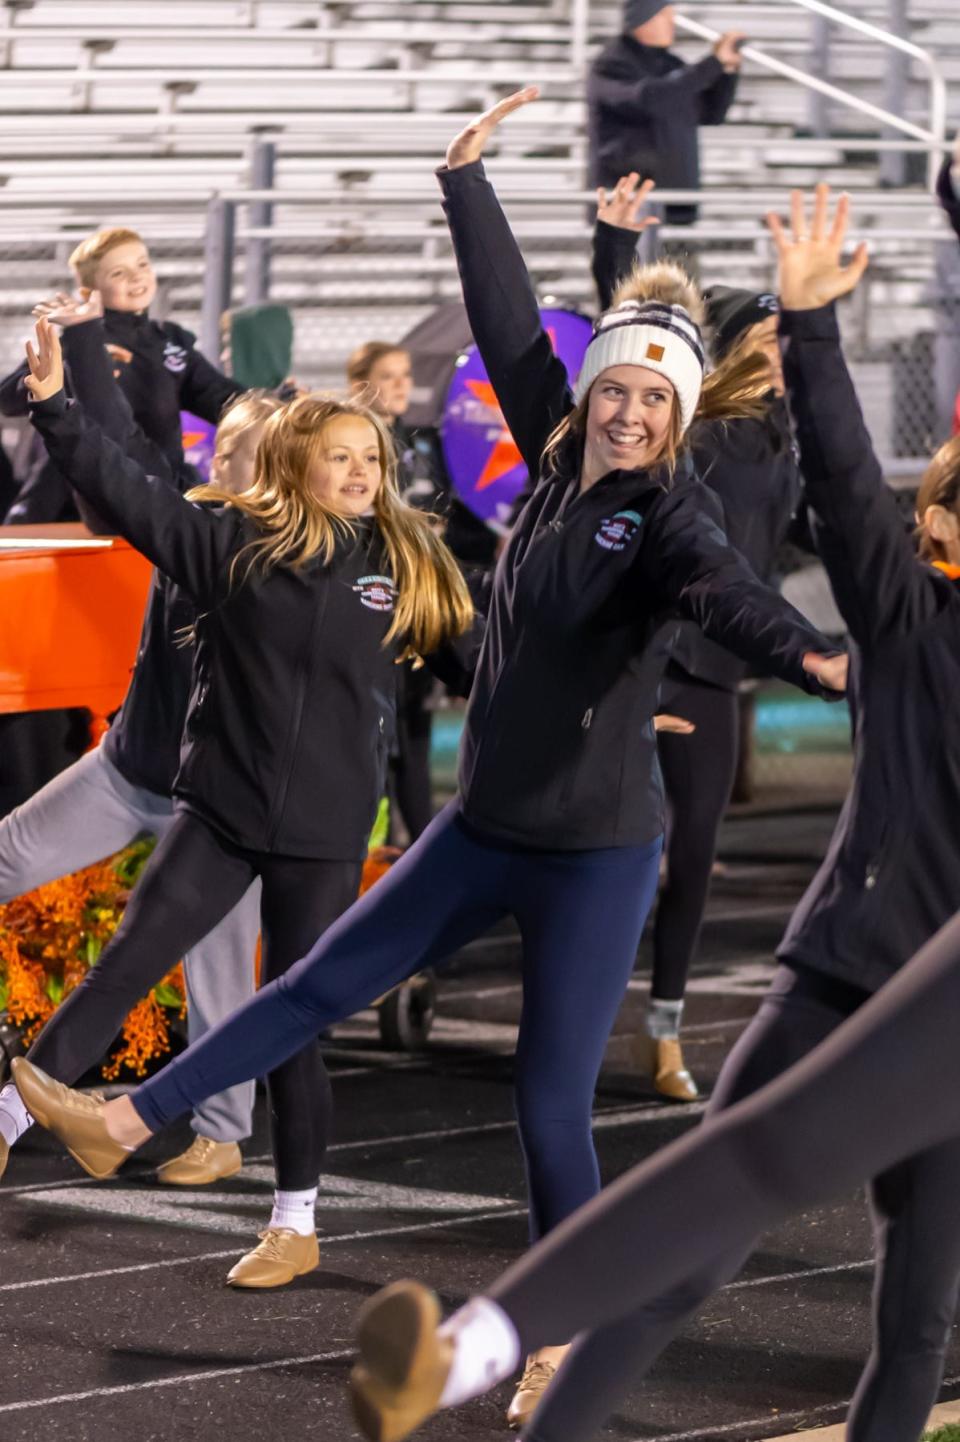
[
  {"xmin": 936, "ymin": 156, "xmax": 960, "ymax": 245},
  {"xmin": 776, "ymin": 304, "xmax": 960, "ymax": 992},
  {"xmin": 587, "ymin": 33, "xmax": 737, "ymax": 223},
  {"xmin": 437, "ymin": 161, "xmax": 838, "ymax": 851},
  {"xmin": 29, "ymin": 391, "xmax": 400, "ymax": 862}
]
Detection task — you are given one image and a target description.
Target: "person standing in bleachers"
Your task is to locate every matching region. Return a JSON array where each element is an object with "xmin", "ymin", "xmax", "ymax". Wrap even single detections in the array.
[
  {"xmin": 934, "ymin": 131, "xmax": 960, "ymax": 437},
  {"xmin": 587, "ymin": 0, "xmax": 745, "ymax": 269}
]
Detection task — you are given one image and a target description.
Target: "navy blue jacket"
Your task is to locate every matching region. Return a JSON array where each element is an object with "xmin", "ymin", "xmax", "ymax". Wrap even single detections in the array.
[
  {"xmin": 777, "ymin": 304, "xmax": 960, "ymax": 992},
  {"xmin": 439, "ymin": 161, "xmax": 837, "ymax": 851}
]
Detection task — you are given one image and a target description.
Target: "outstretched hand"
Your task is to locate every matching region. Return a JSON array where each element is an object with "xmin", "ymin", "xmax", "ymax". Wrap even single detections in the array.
[
  {"xmin": 765, "ymin": 185, "xmax": 869, "ymax": 311},
  {"xmin": 32, "ymin": 288, "xmax": 104, "ymax": 328},
  {"xmin": 802, "ymin": 650, "xmax": 848, "ymax": 694},
  {"xmin": 445, "ymin": 85, "xmax": 540, "ymax": 170},
  {"xmin": 653, "ymin": 713, "xmax": 696, "ymax": 735},
  {"xmin": 24, "ymin": 317, "xmax": 65, "ymax": 403},
  {"xmin": 596, "ymin": 173, "xmax": 660, "ymax": 234}
]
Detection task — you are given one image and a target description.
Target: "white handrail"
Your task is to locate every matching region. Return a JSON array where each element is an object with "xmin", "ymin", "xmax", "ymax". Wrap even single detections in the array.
[{"xmin": 675, "ymin": 8, "xmax": 947, "ymax": 187}]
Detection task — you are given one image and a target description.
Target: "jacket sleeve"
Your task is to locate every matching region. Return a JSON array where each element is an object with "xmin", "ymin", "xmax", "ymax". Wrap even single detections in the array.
[
  {"xmin": 0, "ymin": 360, "xmax": 31, "ymax": 417},
  {"xmin": 698, "ymin": 66, "xmax": 738, "ymax": 124},
  {"xmin": 166, "ymin": 323, "xmax": 244, "ymax": 425},
  {"xmin": 935, "ymin": 156, "xmax": 960, "ymax": 246},
  {"xmin": 780, "ymin": 303, "xmax": 943, "ymax": 645},
  {"xmin": 642, "ymin": 479, "xmax": 840, "ymax": 693},
  {"xmin": 438, "ymin": 160, "xmax": 574, "ymax": 481},
  {"xmin": 422, "ymin": 566, "xmax": 492, "ymax": 696},
  {"xmin": 588, "ymin": 53, "xmax": 727, "ymax": 124},
  {"xmin": 60, "ymin": 319, "xmax": 177, "ymax": 534},
  {"xmin": 591, "ymin": 218, "xmax": 640, "ymax": 312},
  {"xmin": 29, "ymin": 392, "xmax": 234, "ymax": 602},
  {"xmin": 3, "ymin": 457, "xmax": 74, "ymax": 524}
]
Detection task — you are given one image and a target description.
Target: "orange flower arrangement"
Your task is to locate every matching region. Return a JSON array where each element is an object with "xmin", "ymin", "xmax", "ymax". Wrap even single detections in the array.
[{"xmin": 0, "ymin": 841, "xmax": 186, "ymax": 1078}]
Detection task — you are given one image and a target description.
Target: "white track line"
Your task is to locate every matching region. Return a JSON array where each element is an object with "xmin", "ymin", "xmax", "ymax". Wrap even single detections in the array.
[
  {"xmin": 0, "ymin": 1205, "xmax": 527, "ymax": 1294},
  {"xmin": 0, "ymin": 1348, "xmax": 356, "ymax": 1414}
]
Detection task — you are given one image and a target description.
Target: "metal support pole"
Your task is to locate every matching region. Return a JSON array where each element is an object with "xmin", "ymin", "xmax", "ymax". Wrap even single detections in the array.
[
  {"xmin": 201, "ymin": 195, "xmax": 235, "ymax": 361},
  {"xmin": 244, "ymin": 134, "xmax": 276, "ymax": 305},
  {"xmin": 807, "ymin": 13, "xmax": 830, "ymax": 137},
  {"xmin": 879, "ymin": 0, "xmax": 908, "ymax": 186}
]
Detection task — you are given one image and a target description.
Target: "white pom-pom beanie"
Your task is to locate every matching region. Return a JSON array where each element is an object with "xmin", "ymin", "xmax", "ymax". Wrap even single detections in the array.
[{"xmin": 573, "ymin": 300, "xmax": 705, "ymax": 433}]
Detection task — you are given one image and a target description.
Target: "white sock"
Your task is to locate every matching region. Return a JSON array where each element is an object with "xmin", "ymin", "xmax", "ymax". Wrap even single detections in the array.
[
  {"xmin": 645, "ymin": 996, "xmax": 684, "ymax": 1040},
  {"xmin": 0, "ymin": 1083, "xmax": 33, "ymax": 1148},
  {"xmin": 438, "ymin": 1297, "xmax": 521, "ymax": 1407},
  {"xmin": 269, "ymin": 1187, "xmax": 317, "ymax": 1237}
]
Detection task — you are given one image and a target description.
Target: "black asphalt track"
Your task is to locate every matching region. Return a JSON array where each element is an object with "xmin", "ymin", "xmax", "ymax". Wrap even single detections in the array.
[{"xmin": 2, "ymin": 804, "xmax": 957, "ymax": 1442}]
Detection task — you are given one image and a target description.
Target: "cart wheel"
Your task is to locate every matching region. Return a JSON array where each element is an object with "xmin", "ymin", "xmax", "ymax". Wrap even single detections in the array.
[
  {"xmin": 0, "ymin": 1015, "xmax": 25, "ymax": 1086},
  {"xmin": 378, "ymin": 973, "xmax": 436, "ymax": 1051}
]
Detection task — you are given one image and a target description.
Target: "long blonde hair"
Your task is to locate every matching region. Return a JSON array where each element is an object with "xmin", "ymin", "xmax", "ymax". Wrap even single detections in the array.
[
  {"xmin": 543, "ymin": 261, "xmax": 772, "ymax": 482},
  {"xmin": 187, "ymin": 392, "xmax": 473, "ymax": 655}
]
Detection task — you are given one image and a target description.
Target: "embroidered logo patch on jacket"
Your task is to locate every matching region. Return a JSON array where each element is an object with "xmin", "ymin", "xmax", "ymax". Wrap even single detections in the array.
[
  {"xmin": 353, "ymin": 575, "xmax": 396, "ymax": 613},
  {"xmin": 163, "ymin": 341, "xmax": 189, "ymax": 374},
  {"xmin": 594, "ymin": 510, "xmax": 643, "ymax": 553}
]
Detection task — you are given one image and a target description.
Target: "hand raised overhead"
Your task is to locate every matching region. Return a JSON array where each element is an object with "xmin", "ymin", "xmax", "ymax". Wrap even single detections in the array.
[
  {"xmin": 765, "ymin": 184, "xmax": 869, "ymax": 311},
  {"xmin": 596, "ymin": 173, "xmax": 661, "ymax": 234},
  {"xmin": 32, "ymin": 288, "xmax": 104, "ymax": 329},
  {"xmin": 24, "ymin": 317, "xmax": 65, "ymax": 403},
  {"xmin": 445, "ymin": 86, "xmax": 540, "ymax": 171}
]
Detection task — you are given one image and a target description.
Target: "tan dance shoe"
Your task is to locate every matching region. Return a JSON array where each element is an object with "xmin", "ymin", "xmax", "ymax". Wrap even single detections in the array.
[
  {"xmin": 10, "ymin": 1059, "xmax": 127, "ymax": 1179},
  {"xmin": 650, "ymin": 1037, "xmax": 700, "ymax": 1102},
  {"xmin": 226, "ymin": 1228, "xmax": 319, "ymax": 1288},
  {"xmin": 351, "ymin": 1281, "xmax": 453, "ymax": 1442},
  {"xmin": 506, "ymin": 1356, "xmax": 558, "ymax": 1429},
  {"xmin": 157, "ymin": 1136, "xmax": 242, "ymax": 1186}
]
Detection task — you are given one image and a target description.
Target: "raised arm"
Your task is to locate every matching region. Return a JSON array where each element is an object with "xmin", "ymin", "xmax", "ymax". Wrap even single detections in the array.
[
  {"xmin": 25, "ymin": 320, "xmax": 234, "ymax": 602},
  {"xmin": 644, "ymin": 479, "xmax": 847, "ymax": 696},
  {"xmin": 767, "ymin": 185, "xmax": 943, "ymax": 644},
  {"xmin": 591, "ymin": 174, "xmax": 658, "ymax": 311},
  {"xmin": 697, "ymin": 33, "xmax": 743, "ymax": 124},
  {"xmin": 437, "ymin": 89, "xmax": 573, "ymax": 481},
  {"xmin": 588, "ymin": 50, "xmax": 728, "ymax": 126}
]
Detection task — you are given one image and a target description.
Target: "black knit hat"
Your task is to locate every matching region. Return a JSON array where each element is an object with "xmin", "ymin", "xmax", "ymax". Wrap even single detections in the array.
[
  {"xmin": 623, "ymin": 0, "xmax": 668, "ymax": 29},
  {"xmin": 703, "ymin": 286, "xmax": 780, "ymax": 360}
]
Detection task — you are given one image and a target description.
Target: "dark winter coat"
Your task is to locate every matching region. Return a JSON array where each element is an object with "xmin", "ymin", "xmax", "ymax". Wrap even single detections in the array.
[
  {"xmin": 776, "ymin": 303, "xmax": 960, "ymax": 993},
  {"xmin": 30, "ymin": 392, "xmax": 400, "ymax": 862},
  {"xmin": 587, "ymin": 33, "xmax": 737, "ymax": 223},
  {"xmin": 936, "ymin": 156, "xmax": 960, "ymax": 245},
  {"xmin": 2, "ymin": 309, "xmax": 241, "ymax": 523},
  {"xmin": 438, "ymin": 160, "xmax": 837, "ymax": 852}
]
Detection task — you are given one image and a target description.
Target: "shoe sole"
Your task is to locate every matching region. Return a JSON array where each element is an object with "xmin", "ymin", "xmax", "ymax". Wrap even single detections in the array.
[{"xmin": 351, "ymin": 1284, "xmax": 449, "ymax": 1442}]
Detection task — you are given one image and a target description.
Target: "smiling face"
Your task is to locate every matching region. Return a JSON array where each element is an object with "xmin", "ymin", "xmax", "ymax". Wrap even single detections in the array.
[
  {"xmin": 93, "ymin": 240, "xmax": 157, "ymax": 313},
  {"xmin": 362, "ymin": 349, "xmax": 413, "ymax": 420},
  {"xmin": 308, "ymin": 413, "xmax": 384, "ymax": 516},
  {"xmin": 582, "ymin": 365, "xmax": 676, "ymax": 488}
]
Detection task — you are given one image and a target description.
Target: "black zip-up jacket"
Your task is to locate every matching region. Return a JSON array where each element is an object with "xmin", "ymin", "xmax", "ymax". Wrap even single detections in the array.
[
  {"xmin": 438, "ymin": 161, "xmax": 838, "ymax": 851},
  {"xmin": 587, "ymin": 34, "xmax": 737, "ymax": 223},
  {"xmin": 2, "ymin": 309, "xmax": 241, "ymax": 523},
  {"xmin": 936, "ymin": 156, "xmax": 960, "ymax": 245},
  {"xmin": 776, "ymin": 303, "xmax": 960, "ymax": 993},
  {"xmin": 55, "ymin": 319, "xmax": 198, "ymax": 797},
  {"xmin": 593, "ymin": 219, "xmax": 804, "ymax": 689},
  {"xmin": 29, "ymin": 392, "xmax": 399, "ymax": 862}
]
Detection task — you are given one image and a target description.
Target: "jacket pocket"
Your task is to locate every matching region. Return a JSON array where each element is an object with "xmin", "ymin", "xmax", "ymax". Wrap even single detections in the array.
[{"xmin": 556, "ymin": 705, "xmax": 595, "ymax": 814}]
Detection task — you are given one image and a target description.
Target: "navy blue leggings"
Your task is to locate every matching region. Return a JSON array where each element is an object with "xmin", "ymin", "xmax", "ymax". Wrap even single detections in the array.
[{"xmin": 134, "ymin": 803, "xmax": 662, "ymax": 1241}]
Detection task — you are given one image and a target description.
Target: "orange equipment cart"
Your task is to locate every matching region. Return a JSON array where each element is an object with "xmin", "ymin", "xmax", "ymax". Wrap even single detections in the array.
[{"xmin": 0, "ymin": 523, "xmax": 153, "ymax": 745}]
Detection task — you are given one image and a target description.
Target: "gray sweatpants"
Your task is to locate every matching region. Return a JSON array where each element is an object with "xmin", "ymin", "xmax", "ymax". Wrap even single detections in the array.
[{"xmin": 0, "ymin": 746, "xmax": 259, "ymax": 1142}]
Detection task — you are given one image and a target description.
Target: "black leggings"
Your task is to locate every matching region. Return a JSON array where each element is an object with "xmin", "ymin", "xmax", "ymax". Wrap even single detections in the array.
[
  {"xmin": 27, "ymin": 811, "xmax": 360, "ymax": 1190},
  {"xmin": 653, "ymin": 672, "xmax": 739, "ymax": 1002},
  {"xmin": 483, "ymin": 911, "xmax": 960, "ymax": 1442}
]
